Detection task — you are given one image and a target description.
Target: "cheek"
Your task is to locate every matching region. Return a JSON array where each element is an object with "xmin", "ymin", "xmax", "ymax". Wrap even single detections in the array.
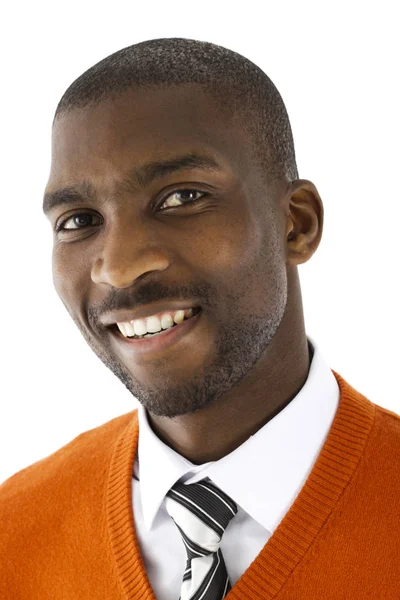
[
  {"xmin": 196, "ymin": 210, "xmax": 284, "ymax": 315},
  {"xmin": 196, "ymin": 209, "xmax": 264, "ymax": 279},
  {"xmin": 51, "ymin": 247, "xmax": 91, "ymax": 309}
]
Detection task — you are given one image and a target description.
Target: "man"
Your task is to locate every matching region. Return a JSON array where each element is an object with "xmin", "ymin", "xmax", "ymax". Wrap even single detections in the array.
[{"xmin": 0, "ymin": 38, "xmax": 398, "ymax": 599}]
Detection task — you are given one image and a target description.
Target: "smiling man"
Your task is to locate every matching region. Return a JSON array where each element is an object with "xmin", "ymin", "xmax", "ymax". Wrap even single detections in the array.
[{"xmin": 1, "ymin": 38, "xmax": 399, "ymax": 599}]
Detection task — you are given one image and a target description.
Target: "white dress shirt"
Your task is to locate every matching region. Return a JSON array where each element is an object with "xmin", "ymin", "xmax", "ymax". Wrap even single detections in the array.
[{"xmin": 132, "ymin": 335, "xmax": 340, "ymax": 600}]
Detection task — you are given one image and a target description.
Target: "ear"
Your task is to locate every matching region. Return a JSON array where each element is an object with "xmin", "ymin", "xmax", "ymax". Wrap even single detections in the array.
[{"xmin": 284, "ymin": 179, "xmax": 324, "ymax": 266}]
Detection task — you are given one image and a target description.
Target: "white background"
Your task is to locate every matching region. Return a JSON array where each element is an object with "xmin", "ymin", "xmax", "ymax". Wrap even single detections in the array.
[{"xmin": 1, "ymin": 0, "xmax": 399, "ymax": 483}]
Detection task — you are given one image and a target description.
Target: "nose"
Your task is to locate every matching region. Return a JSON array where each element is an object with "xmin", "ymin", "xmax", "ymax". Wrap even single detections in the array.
[{"xmin": 91, "ymin": 218, "xmax": 170, "ymax": 288}]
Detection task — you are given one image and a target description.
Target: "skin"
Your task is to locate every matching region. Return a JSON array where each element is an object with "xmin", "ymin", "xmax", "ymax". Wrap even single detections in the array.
[{"xmin": 43, "ymin": 85, "xmax": 323, "ymax": 464}]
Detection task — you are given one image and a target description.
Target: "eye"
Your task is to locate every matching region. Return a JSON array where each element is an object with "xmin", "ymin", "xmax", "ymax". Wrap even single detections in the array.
[
  {"xmin": 55, "ymin": 189, "xmax": 206, "ymax": 232},
  {"xmin": 159, "ymin": 189, "xmax": 206, "ymax": 210},
  {"xmin": 55, "ymin": 212, "xmax": 102, "ymax": 232}
]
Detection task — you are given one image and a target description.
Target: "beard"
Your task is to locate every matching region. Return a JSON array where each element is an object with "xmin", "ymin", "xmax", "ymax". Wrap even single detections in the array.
[{"xmin": 75, "ymin": 268, "xmax": 288, "ymax": 419}]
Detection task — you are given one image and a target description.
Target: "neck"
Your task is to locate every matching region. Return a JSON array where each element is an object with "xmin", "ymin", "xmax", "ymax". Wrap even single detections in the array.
[{"xmin": 148, "ymin": 271, "xmax": 311, "ymax": 464}]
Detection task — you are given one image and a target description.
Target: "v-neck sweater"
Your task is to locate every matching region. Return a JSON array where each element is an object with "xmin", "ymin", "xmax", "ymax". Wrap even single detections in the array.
[{"xmin": 0, "ymin": 370, "xmax": 399, "ymax": 598}]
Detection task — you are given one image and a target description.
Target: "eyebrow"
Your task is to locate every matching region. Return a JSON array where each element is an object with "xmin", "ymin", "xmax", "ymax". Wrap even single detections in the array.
[{"xmin": 42, "ymin": 152, "xmax": 222, "ymax": 215}]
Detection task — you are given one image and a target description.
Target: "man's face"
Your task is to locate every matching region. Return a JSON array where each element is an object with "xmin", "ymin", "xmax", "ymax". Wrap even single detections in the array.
[{"xmin": 44, "ymin": 86, "xmax": 289, "ymax": 418}]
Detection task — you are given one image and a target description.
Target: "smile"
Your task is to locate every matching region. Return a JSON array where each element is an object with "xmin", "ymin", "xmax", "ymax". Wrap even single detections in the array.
[
  {"xmin": 110, "ymin": 307, "xmax": 203, "ymax": 356},
  {"xmin": 116, "ymin": 307, "xmax": 200, "ymax": 339}
]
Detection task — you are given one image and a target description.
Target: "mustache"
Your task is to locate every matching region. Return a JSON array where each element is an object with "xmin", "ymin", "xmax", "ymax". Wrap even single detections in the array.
[{"xmin": 88, "ymin": 279, "xmax": 213, "ymax": 326}]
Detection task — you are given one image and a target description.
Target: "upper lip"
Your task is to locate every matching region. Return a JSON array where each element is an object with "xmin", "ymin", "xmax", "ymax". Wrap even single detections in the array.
[{"xmin": 100, "ymin": 301, "xmax": 202, "ymax": 327}]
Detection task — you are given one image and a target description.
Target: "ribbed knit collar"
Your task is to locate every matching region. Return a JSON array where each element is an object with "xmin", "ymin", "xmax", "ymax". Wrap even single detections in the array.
[{"xmin": 105, "ymin": 371, "xmax": 376, "ymax": 600}]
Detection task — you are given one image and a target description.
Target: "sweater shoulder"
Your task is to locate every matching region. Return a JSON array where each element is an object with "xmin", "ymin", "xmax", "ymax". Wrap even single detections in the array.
[
  {"xmin": 370, "ymin": 399, "xmax": 400, "ymax": 455},
  {"xmin": 333, "ymin": 370, "xmax": 400, "ymax": 459},
  {"xmin": 0, "ymin": 409, "xmax": 138, "ymax": 511},
  {"xmin": 354, "ymin": 394, "xmax": 400, "ymax": 501},
  {"xmin": 0, "ymin": 411, "xmax": 138, "ymax": 596},
  {"xmin": 374, "ymin": 400, "xmax": 400, "ymax": 426}
]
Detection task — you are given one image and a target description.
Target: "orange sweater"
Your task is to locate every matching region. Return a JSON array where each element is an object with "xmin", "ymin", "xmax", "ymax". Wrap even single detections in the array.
[{"xmin": 0, "ymin": 370, "xmax": 399, "ymax": 599}]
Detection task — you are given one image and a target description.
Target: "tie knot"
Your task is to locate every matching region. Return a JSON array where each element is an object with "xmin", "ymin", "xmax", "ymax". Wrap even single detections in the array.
[{"xmin": 165, "ymin": 477, "xmax": 238, "ymax": 557}]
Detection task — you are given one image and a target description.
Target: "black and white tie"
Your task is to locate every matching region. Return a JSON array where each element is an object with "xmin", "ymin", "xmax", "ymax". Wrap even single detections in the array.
[{"xmin": 165, "ymin": 477, "xmax": 238, "ymax": 600}]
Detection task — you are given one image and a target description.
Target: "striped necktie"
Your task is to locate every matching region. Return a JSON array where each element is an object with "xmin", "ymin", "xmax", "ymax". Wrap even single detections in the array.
[{"xmin": 165, "ymin": 477, "xmax": 238, "ymax": 600}]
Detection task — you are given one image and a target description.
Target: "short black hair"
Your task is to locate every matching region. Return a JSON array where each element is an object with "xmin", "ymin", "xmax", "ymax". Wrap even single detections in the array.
[{"xmin": 54, "ymin": 38, "xmax": 298, "ymax": 183}]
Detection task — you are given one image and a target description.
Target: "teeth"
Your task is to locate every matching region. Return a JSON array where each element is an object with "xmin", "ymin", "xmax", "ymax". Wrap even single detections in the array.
[
  {"xmin": 161, "ymin": 313, "xmax": 174, "ymax": 329},
  {"xmin": 116, "ymin": 308, "xmax": 197, "ymax": 338},
  {"xmin": 133, "ymin": 319, "xmax": 147, "ymax": 336},
  {"xmin": 116, "ymin": 322, "xmax": 129, "ymax": 337},
  {"xmin": 173, "ymin": 310, "xmax": 185, "ymax": 324},
  {"xmin": 124, "ymin": 322, "xmax": 135, "ymax": 337},
  {"xmin": 146, "ymin": 315, "xmax": 162, "ymax": 333}
]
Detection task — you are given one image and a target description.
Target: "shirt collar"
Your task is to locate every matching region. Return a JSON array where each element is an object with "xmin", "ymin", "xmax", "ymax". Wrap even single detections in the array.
[{"xmin": 135, "ymin": 335, "xmax": 340, "ymax": 533}]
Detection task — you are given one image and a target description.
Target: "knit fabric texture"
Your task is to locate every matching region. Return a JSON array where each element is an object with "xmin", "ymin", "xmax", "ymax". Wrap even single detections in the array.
[{"xmin": 0, "ymin": 370, "xmax": 399, "ymax": 599}]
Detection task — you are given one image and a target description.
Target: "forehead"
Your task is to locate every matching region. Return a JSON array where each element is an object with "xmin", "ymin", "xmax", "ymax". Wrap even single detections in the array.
[{"xmin": 48, "ymin": 86, "xmax": 253, "ymax": 187}]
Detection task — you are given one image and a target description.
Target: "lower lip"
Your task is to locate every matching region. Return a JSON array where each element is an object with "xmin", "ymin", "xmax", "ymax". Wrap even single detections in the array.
[{"xmin": 111, "ymin": 310, "xmax": 202, "ymax": 356}]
